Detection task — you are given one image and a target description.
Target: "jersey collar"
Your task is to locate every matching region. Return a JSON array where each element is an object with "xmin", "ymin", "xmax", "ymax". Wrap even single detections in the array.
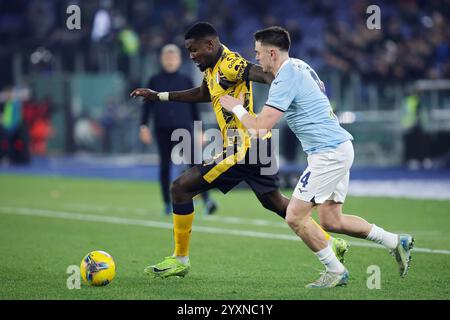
[{"xmin": 275, "ymin": 57, "xmax": 290, "ymax": 77}]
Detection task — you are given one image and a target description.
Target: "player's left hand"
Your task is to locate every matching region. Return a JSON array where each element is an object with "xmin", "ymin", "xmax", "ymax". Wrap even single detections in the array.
[{"xmin": 220, "ymin": 94, "xmax": 244, "ymax": 112}]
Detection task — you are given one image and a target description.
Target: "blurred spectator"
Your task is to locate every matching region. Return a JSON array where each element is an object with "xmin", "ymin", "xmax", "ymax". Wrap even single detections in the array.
[
  {"xmin": 91, "ymin": 2, "xmax": 112, "ymax": 42},
  {"xmin": 117, "ymin": 24, "xmax": 140, "ymax": 75},
  {"xmin": 0, "ymin": 86, "xmax": 30, "ymax": 164},
  {"xmin": 401, "ymin": 88, "xmax": 429, "ymax": 169},
  {"xmin": 118, "ymin": 26, "xmax": 140, "ymax": 56},
  {"xmin": 100, "ymin": 99, "xmax": 118, "ymax": 153},
  {"xmin": 90, "ymin": 0, "xmax": 114, "ymax": 71},
  {"xmin": 22, "ymin": 95, "xmax": 53, "ymax": 155}
]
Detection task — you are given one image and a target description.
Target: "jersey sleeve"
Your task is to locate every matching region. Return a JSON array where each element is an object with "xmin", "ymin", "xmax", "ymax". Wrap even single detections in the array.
[
  {"xmin": 265, "ymin": 72, "xmax": 296, "ymax": 112},
  {"xmin": 220, "ymin": 53, "xmax": 250, "ymax": 82}
]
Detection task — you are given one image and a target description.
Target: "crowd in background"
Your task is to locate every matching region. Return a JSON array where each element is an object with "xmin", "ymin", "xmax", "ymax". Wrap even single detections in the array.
[
  {"xmin": 0, "ymin": 0, "xmax": 449, "ymax": 86},
  {"xmin": 0, "ymin": 0, "xmax": 449, "ymax": 167}
]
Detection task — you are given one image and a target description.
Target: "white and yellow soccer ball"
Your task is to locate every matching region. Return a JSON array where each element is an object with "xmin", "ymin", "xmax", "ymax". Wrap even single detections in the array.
[{"xmin": 80, "ymin": 250, "xmax": 116, "ymax": 286}]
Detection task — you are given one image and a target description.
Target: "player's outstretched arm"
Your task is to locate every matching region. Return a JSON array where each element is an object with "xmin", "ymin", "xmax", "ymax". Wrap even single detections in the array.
[
  {"xmin": 170, "ymin": 81, "xmax": 211, "ymax": 103},
  {"xmin": 130, "ymin": 81, "xmax": 211, "ymax": 103},
  {"xmin": 247, "ymin": 64, "xmax": 274, "ymax": 85}
]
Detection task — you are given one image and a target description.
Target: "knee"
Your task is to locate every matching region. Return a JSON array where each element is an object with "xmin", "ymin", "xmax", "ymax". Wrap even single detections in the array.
[
  {"xmin": 260, "ymin": 193, "xmax": 288, "ymax": 218},
  {"xmin": 285, "ymin": 204, "xmax": 302, "ymax": 229},
  {"xmin": 261, "ymin": 198, "xmax": 279, "ymax": 213},
  {"xmin": 170, "ymin": 178, "xmax": 186, "ymax": 200}
]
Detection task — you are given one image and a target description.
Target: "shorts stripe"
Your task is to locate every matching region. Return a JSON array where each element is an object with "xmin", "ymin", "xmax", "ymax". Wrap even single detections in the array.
[{"xmin": 203, "ymin": 144, "xmax": 249, "ymax": 183}]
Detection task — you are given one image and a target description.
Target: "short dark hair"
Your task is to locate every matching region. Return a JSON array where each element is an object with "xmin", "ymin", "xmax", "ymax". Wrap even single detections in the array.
[
  {"xmin": 254, "ymin": 26, "xmax": 291, "ymax": 51},
  {"xmin": 185, "ymin": 22, "xmax": 218, "ymax": 40}
]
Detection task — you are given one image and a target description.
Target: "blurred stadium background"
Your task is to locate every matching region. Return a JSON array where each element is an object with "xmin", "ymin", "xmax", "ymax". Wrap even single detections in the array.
[
  {"xmin": 1, "ymin": 0, "xmax": 449, "ymax": 171},
  {"xmin": 0, "ymin": 0, "xmax": 450, "ymax": 300}
]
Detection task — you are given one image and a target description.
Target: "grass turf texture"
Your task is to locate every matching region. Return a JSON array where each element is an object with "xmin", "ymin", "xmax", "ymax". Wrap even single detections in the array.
[{"xmin": 0, "ymin": 174, "xmax": 449, "ymax": 299}]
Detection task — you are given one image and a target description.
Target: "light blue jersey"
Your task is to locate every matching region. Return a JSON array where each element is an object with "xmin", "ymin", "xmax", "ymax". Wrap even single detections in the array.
[{"xmin": 266, "ymin": 58, "xmax": 353, "ymax": 154}]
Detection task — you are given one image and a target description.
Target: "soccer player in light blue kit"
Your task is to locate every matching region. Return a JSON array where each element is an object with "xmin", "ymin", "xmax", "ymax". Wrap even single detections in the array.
[{"xmin": 220, "ymin": 26, "xmax": 414, "ymax": 288}]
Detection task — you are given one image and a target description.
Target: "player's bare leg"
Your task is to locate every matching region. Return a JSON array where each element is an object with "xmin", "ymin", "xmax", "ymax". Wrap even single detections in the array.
[
  {"xmin": 257, "ymin": 190, "xmax": 349, "ymax": 262},
  {"xmin": 170, "ymin": 165, "xmax": 210, "ymax": 204},
  {"xmin": 286, "ymin": 197, "xmax": 348, "ymax": 288},
  {"xmin": 255, "ymin": 189, "xmax": 290, "ymax": 219},
  {"xmin": 318, "ymin": 200, "xmax": 414, "ymax": 277},
  {"xmin": 286, "ymin": 198, "xmax": 327, "ymax": 251},
  {"xmin": 317, "ymin": 201, "xmax": 372, "ymax": 238}
]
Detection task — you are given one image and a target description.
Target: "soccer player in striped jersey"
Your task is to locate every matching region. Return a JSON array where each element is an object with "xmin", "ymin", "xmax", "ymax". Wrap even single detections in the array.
[{"xmin": 131, "ymin": 22, "xmax": 348, "ymax": 279}]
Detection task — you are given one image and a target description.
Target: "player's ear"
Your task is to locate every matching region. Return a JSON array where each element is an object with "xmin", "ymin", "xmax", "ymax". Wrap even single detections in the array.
[
  {"xmin": 270, "ymin": 48, "xmax": 276, "ymax": 59},
  {"xmin": 206, "ymin": 39, "xmax": 214, "ymax": 51}
]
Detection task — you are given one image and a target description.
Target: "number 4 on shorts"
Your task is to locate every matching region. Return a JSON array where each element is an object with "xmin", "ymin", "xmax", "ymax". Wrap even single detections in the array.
[{"xmin": 300, "ymin": 171, "xmax": 311, "ymax": 188}]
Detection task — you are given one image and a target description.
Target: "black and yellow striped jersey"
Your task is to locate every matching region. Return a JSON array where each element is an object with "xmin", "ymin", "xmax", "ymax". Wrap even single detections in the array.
[{"xmin": 203, "ymin": 45, "xmax": 256, "ymax": 149}]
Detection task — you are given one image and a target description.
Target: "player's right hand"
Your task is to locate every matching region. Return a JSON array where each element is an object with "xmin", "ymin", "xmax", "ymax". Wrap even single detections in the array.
[{"xmin": 130, "ymin": 88, "xmax": 159, "ymax": 101}]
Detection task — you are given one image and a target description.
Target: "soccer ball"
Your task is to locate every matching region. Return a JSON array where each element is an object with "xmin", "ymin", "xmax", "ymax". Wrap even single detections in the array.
[{"xmin": 80, "ymin": 250, "xmax": 116, "ymax": 286}]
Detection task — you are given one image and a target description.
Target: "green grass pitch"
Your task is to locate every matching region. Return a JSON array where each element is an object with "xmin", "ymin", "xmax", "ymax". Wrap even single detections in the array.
[{"xmin": 1, "ymin": 174, "xmax": 449, "ymax": 299}]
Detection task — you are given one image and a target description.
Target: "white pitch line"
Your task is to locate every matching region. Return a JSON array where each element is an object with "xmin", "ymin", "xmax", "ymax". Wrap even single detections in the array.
[
  {"xmin": 1, "ymin": 206, "xmax": 449, "ymax": 255},
  {"xmin": 61, "ymin": 203, "xmax": 450, "ymax": 241},
  {"xmin": 63, "ymin": 202, "xmax": 287, "ymax": 228}
]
